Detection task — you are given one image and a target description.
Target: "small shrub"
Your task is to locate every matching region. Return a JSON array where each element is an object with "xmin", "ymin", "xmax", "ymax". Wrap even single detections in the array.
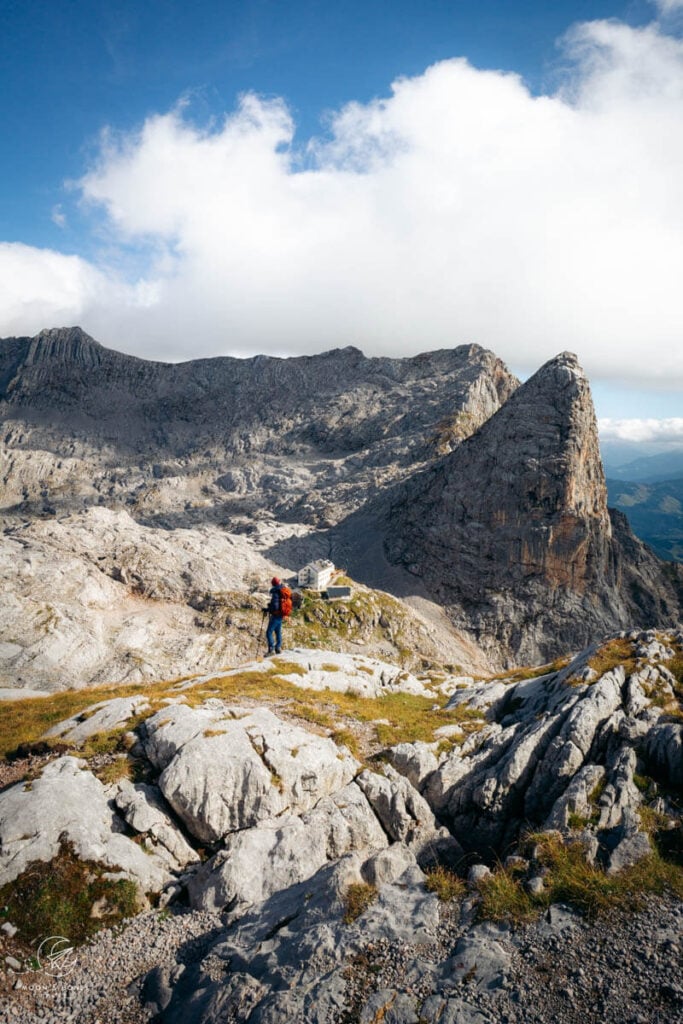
[
  {"xmin": 424, "ymin": 865, "xmax": 466, "ymax": 902},
  {"xmin": 478, "ymin": 869, "xmax": 538, "ymax": 922},
  {"xmin": 343, "ymin": 882, "xmax": 377, "ymax": 924}
]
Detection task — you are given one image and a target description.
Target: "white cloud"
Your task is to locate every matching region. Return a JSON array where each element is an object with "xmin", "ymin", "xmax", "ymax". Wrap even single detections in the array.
[
  {"xmin": 652, "ymin": 0, "xmax": 683, "ymax": 15},
  {"xmin": 1, "ymin": 17, "xmax": 683, "ymax": 387},
  {"xmin": 51, "ymin": 205, "xmax": 67, "ymax": 229},
  {"xmin": 598, "ymin": 417, "xmax": 683, "ymax": 443}
]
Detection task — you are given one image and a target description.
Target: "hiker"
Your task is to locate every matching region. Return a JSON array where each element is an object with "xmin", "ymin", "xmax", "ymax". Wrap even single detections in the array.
[{"xmin": 264, "ymin": 576, "xmax": 292, "ymax": 655}]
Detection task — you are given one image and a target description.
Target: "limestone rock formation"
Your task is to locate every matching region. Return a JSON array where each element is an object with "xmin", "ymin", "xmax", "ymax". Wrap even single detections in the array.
[
  {"xmin": 394, "ymin": 628, "xmax": 683, "ymax": 875},
  {"xmin": 0, "ymin": 326, "xmax": 518, "ymax": 528},
  {"xmin": 383, "ymin": 353, "xmax": 681, "ymax": 664},
  {"xmin": 0, "ymin": 635, "xmax": 681, "ymax": 1023},
  {"xmin": 0, "ymin": 757, "xmax": 180, "ymax": 892}
]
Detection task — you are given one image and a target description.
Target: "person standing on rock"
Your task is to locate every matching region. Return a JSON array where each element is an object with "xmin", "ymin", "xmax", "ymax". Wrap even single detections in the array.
[{"xmin": 264, "ymin": 577, "xmax": 292, "ymax": 655}]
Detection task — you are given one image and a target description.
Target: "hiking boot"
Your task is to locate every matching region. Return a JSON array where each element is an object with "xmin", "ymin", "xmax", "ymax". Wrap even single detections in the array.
[
  {"xmin": 266, "ymin": 649, "xmax": 274, "ymax": 657},
  {"xmin": 275, "ymin": 647, "xmax": 282, "ymax": 654}
]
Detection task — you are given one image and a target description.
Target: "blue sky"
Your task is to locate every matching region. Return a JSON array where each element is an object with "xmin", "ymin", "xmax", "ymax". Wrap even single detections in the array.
[{"xmin": 1, "ymin": 0, "xmax": 682, "ymax": 432}]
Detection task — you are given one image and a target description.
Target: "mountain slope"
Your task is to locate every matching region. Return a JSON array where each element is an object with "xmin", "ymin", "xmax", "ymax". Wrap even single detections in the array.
[
  {"xmin": 607, "ymin": 477, "xmax": 683, "ymax": 561},
  {"xmin": 380, "ymin": 352, "xmax": 681, "ymax": 664}
]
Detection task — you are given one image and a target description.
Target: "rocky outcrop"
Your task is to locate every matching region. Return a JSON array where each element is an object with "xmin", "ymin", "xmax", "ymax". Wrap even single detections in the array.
[
  {"xmin": 0, "ymin": 633, "xmax": 681, "ymax": 1023},
  {"xmin": 391, "ymin": 629, "xmax": 683, "ymax": 875},
  {"xmin": 384, "ymin": 353, "xmax": 681, "ymax": 664},
  {"xmin": 0, "ymin": 501, "xmax": 491, "ymax": 697},
  {"xmin": 0, "ymin": 757, "xmax": 181, "ymax": 893},
  {"xmin": 0, "ymin": 507, "xmax": 290, "ymax": 692}
]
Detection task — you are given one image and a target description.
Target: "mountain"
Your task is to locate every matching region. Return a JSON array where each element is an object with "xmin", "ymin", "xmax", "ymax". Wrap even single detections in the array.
[
  {"xmin": 0, "ymin": 328, "xmax": 680, "ymax": 684},
  {"xmin": 607, "ymin": 477, "xmax": 683, "ymax": 562},
  {"xmin": 1, "ymin": 327, "xmax": 518, "ymax": 691},
  {"xmin": 380, "ymin": 352, "xmax": 681, "ymax": 664},
  {"xmin": 0, "ymin": 326, "xmax": 518, "ymax": 529},
  {"xmin": 604, "ymin": 449, "xmax": 683, "ymax": 484}
]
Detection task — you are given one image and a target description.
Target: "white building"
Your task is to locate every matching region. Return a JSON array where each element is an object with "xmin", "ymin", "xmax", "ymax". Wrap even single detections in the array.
[{"xmin": 297, "ymin": 559, "xmax": 335, "ymax": 591}]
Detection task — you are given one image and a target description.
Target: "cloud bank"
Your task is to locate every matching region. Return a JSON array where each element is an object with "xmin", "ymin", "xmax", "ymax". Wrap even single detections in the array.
[
  {"xmin": 1, "ymin": 16, "xmax": 683, "ymax": 385},
  {"xmin": 598, "ymin": 418, "xmax": 683, "ymax": 444}
]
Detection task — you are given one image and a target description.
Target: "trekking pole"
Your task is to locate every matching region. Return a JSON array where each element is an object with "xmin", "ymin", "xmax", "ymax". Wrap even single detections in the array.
[{"xmin": 255, "ymin": 609, "xmax": 267, "ymax": 660}]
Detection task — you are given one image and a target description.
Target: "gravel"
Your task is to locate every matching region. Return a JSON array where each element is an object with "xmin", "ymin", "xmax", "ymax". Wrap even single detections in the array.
[
  {"xmin": 1, "ymin": 895, "xmax": 682, "ymax": 1024},
  {"xmin": 0, "ymin": 907, "xmax": 223, "ymax": 1024},
  {"xmin": 339, "ymin": 894, "xmax": 683, "ymax": 1024}
]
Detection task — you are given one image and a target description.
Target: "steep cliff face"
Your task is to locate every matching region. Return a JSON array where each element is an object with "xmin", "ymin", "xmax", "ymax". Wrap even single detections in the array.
[{"xmin": 384, "ymin": 353, "xmax": 681, "ymax": 664}]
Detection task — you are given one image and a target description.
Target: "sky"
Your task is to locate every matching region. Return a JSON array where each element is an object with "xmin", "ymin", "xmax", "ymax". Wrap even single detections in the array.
[{"xmin": 1, "ymin": 0, "xmax": 682, "ymax": 443}]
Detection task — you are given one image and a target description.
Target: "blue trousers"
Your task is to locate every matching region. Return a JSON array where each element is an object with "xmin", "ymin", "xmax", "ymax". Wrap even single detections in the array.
[{"xmin": 266, "ymin": 616, "xmax": 282, "ymax": 652}]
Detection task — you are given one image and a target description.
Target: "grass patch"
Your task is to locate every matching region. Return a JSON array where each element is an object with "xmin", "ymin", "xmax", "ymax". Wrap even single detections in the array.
[
  {"xmin": 478, "ymin": 832, "xmax": 683, "ymax": 924},
  {"xmin": 343, "ymin": 882, "xmax": 377, "ymax": 924},
  {"xmin": 92, "ymin": 755, "xmax": 136, "ymax": 785},
  {"xmin": 424, "ymin": 865, "xmax": 466, "ymax": 902},
  {"xmin": 587, "ymin": 637, "xmax": 637, "ymax": 677},
  {"xmin": 203, "ymin": 728, "xmax": 227, "ymax": 738},
  {"xmin": 0, "ymin": 677, "xmax": 196, "ymax": 761},
  {"xmin": 484, "ymin": 656, "xmax": 572, "ymax": 685},
  {"xmin": 331, "ymin": 729, "xmax": 360, "ymax": 759},
  {"xmin": 0, "ymin": 842, "xmax": 140, "ymax": 946},
  {"xmin": 269, "ymin": 659, "xmax": 307, "ymax": 676},
  {"xmin": 1, "ymin": 661, "xmax": 484, "ymax": 774},
  {"xmin": 320, "ymin": 663, "xmax": 342, "ymax": 672},
  {"xmin": 478, "ymin": 868, "xmax": 538, "ymax": 923}
]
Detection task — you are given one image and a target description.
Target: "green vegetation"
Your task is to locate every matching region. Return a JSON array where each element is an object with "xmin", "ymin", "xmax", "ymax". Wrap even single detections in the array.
[
  {"xmin": 331, "ymin": 728, "xmax": 361, "ymax": 759},
  {"xmin": 424, "ymin": 865, "xmax": 466, "ymax": 902},
  {"xmin": 286, "ymin": 585, "xmax": 424, "ymax": 669},
  {"xmin": 477, "ymin": 832, "xmax": 683, "ymax": 924},
  {"xmin": 0, "ymin": 842, "xmax": 140, "ymax": 946},
  {"xmin": 342, "ymin": 882, "xmax": 378, "ymax": 924},
  {"xmin": 0, "ymin": 659, "xmax": 482, "ymax": 773},
  {"xmin": 582, "ymin": 637, "xmax": 637, "ymax": 682},
  {"xmin": 483, "ymin": 656, "xmax": 572, "ymax": 685},
  {"xmin": 92, "ymin": 755, "xmax": 138, "ymax": 785}
]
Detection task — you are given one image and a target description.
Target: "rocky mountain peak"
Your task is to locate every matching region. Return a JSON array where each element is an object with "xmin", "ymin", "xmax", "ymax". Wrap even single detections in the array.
[
  {"xmin": 26, "ymin": 325, "xmax": 105, "ymax": 367},
  {"xmin": 383, "ymin": 352, "xmax": 679, "ymax": 664}
]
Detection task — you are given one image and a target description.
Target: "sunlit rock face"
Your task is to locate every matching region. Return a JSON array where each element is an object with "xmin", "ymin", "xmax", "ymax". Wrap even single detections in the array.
[{"xmin": 385, "ymin": 353, "xmax": 681, "ymax": 665}]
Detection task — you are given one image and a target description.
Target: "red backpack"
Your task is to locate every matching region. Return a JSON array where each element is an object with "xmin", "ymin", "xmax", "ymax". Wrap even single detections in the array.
[{"xmin": 279, "ymin": 585, "xmax": 293, "ymax": 618}]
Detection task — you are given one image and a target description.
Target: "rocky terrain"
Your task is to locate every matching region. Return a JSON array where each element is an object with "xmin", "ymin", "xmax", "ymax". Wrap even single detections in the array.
[
  {"xmin": 0, "ymin": 328, "xmax": 681, "ymax": 1021},
  {"xmin": 381, "ymin": 353, "xmax": 681, "ymax": 665},
  {"xmin": 1, "ymin": 328, "xmax": 681, "ymax": 688},
  {"xmin": 0, "ymin": 631, "xmax": 680, "ymax": 1022}
]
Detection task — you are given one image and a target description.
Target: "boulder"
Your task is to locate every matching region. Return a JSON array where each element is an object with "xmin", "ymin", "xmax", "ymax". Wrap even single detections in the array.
[
  {"xmin": 144, "ymin": 704, "xmax": 357, "ymax": 843},
  {"xmin": 45, "ymin": 695, "xmax": 151, "ymax": 744},
  {"xmin": 0, "ymin": 757, "xmax": 175, "ymax": 892},
  {"xmin": 188, "ymin": 782, "xmax": 387, "ymax": 914},
  {"xmin": 114, "ymin": 780, "xmax": 200, "ymax": 870}
]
